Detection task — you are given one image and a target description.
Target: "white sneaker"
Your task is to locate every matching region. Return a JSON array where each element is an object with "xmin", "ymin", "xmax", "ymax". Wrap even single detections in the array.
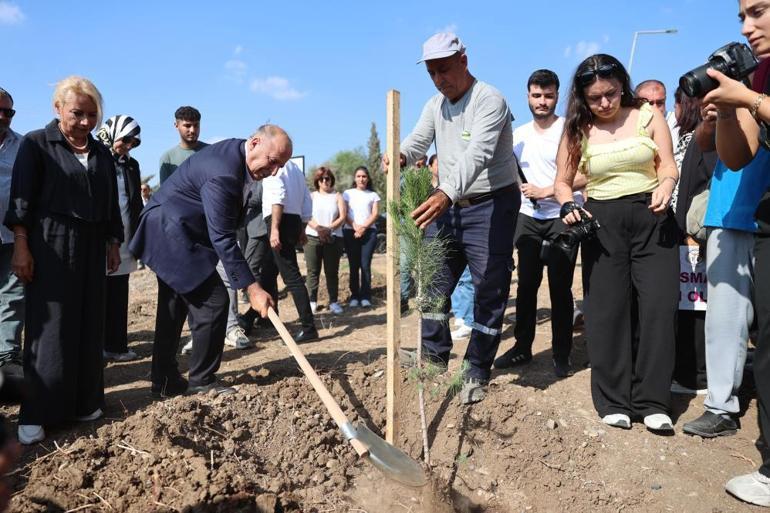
[
  {"xmin": 18, "ymin": 424, "xmax": 45, "ymax": 445},
  {"xmin": 76, "ymin": 408, "xmax": 103, "ymax": 422},
  {"xmin": 349, "ymin": 299, "xmax": 360, "ymax": 307},
  {"xmin": 310, "ymin": 301, "xmax": 318, "ymax": 314},
  {"xmin": 361, "ymin": 299, "xmax": 372, "ymax": 307},
  {"xmin": 180, "ymin": 337, "xmax": 193, "ymax": 355},
  {"xmin": 453, "ymin": 318, "xmax": 465, "ymax": 328},
  {"xmin": 450, "ymin": 324, "xmax": 473, "ymax": 340},
  {"xmin": 103, "ymin": 349, "xmax": 139, "ymax": 362},
  {"xmin": 602, "ymin": 413, "xmax": 631, "ymax": 429},
  {"xmin": 329, "ymin": 302, "xmax": 343, "ymax": 315},
  {"xmin": 225, "ymin": 327, "xmax": 251, "ymax": 350},
  {"xmin": 644, "ymin": 413, "xmax": 674, "ymax": 432},
  {"xmin": 726, "ymin": 471, "xmax": 770, "ymax": 506}
]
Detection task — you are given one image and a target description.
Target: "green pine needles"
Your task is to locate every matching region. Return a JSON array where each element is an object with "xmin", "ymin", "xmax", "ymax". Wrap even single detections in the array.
[{"xmin": 389, "ymin": 167, "xmax": 450, "ymax": 315}]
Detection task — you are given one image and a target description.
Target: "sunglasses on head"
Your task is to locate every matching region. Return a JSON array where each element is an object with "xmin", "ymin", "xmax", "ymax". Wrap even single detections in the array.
[
  {"xmin": 577, "ymin": 63, "xmax": 619, "ymax": 87},
  {"xmin": 0, "ymin": 108, "xmax": 15, "ymax": 118}
]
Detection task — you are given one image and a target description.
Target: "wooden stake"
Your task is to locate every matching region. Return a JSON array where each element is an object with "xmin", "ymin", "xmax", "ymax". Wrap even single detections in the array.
[{"xmin": 385, "ymin": 89, "xmax": 401, "ymax": 445}]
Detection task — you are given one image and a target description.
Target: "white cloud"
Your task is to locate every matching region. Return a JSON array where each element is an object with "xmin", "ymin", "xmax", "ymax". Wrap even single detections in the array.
[
  {"xmin": 250, "ymin": 76, "xmax": 307, "ymax": 101},
  {"xmin": 224, "ymin": 58, "xmax": 248, "ymax": 83},
  {"xmin": 564, "ymin": 40, "xmax": 602, "ymax": 60},
  {"xmin": 0, "ymin": 2, "xmax": 24, "ymax": 24}
]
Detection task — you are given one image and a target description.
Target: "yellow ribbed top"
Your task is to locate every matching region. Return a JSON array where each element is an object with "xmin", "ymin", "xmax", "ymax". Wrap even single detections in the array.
[{"xmin": 579, "ymin": 103, "xmax": 659, "ymax": 200}]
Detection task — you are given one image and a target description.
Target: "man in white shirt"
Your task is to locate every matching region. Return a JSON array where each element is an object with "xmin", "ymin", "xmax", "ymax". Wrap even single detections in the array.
[
  {"xmin": 262, "ymin": 160, "xmax": 317, "ymax": 341},
  {"xmin": 0, "ymin": 87, "xmax": 23, "ymax": 387},
  {"xmin": 494, "ymin": 70, "xmax": 586, "ymax": 378}
]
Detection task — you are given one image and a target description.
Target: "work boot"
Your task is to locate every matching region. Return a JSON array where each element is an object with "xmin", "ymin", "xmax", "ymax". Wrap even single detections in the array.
[{"xmin": 459, "ymin": 377, "xmax": 488, "ymax": 405}]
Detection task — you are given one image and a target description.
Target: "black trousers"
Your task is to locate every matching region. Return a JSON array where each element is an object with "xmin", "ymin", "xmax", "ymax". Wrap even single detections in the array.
[
  {"xmin": 673, "ymin": 310, "xmax": 707, "ymax": 390},
  {"xmin": 582, "ymin": 194, "xmax": 679, "ymax": 418},
  {"xmin": 263, "ymin": 215, "xmax": 315, "ymax": 331},
  {"xmin": 104, "ymin": 274, "xmax": 130, "ymax": 354},
  {"xmin": 754, "ymin": 234, "xmax": 770, "ymax": 477},
  {"xmin": 513, "ymin": 213, "xmax": 576, "ymax": 363},
  {"xmin": 240, "ymin": 234, "xmax": 278, "ymax": 325},
  {"xmin": 153, "ymin": 272, "xmax": 228, "ymax": 387},
  {"xmin": 20, "ymin": 215, "xmax": 106, "ymax": 426}
]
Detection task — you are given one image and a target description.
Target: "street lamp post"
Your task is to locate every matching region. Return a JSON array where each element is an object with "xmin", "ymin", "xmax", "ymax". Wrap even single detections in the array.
[{"xmin": 628, "ymin": 29, "xmax": 678, "ymax": 75}]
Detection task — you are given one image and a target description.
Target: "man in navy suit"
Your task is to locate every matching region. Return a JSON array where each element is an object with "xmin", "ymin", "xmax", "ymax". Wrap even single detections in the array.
[{"xmin": 130, "ymin": 124, "xmax": 292, "ymax": 397}]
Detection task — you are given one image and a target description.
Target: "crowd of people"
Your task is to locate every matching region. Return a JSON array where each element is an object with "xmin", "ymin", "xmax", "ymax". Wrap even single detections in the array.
[{"xmin": 1, "ymin": 0, "xmax": 770, "ymax": 507}]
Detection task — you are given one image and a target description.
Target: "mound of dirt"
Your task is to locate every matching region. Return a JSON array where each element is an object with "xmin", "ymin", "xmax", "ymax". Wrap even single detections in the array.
[{"xmin": 10, "ymin": 351, "xmax": 633, "ymax": 513}]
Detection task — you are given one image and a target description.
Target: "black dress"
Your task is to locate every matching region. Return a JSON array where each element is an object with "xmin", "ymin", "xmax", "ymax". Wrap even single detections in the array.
[{"xmin": 4, "ymin": 119, "xmax": 123, "ymax": 426}]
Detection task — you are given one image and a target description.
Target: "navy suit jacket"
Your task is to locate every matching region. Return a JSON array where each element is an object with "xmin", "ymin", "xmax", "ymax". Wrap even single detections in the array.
[{"xmin": 129, "ymin": 139, "xmax": 255, "ymax": 294}]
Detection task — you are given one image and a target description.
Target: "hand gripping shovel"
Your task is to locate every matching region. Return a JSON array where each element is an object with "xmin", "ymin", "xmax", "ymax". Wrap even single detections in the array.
[{"xmin": 267, "ymin": 307, "xmax": 427, "ymax": 487}]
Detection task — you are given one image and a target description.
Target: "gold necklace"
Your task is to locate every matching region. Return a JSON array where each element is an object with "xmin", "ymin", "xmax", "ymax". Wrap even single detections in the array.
[{"xmin": 58, "ymin": 124, "xmax": 88, "ymax": 152}]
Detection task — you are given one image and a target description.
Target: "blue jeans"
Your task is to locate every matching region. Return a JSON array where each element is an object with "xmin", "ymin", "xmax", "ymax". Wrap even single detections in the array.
[
  {"xmin": 344, "ymin": 228, "xmax": 377, "ymax": 301},
  {"xmin": 451, "ymin": 266, "xmax": 474, "ymax": 326},
  {"xmin": 422, "ymin": 188, "xmax": 519, "ymax": 380},
  {"xmin": 0, "ymin": 243, "xmax": 24, "ymax": 359}
]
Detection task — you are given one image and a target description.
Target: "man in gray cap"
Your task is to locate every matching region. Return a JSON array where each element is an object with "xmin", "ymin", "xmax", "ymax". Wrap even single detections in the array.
[{"xmin": 386, "ymin": 32, "xmax": 519, "ymax": 404}]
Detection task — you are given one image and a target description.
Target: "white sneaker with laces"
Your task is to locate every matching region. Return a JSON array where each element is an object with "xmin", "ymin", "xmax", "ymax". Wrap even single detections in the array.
[
  {"xmin": 18, "ymin": 424, "xmax": 45, "ymax": 445},
  {"xmin": 329, "ymin": 302, "xmax": 343, "ymax": 315},
  {"xmin": 349, "ymin": 299, "xmax": 360, "ymax": 307},
  {"xmin": 310, "ymin": 301, "xmax": 318, "ymax": 314},
  {"xmin": 225, "ymin": 327, "xmax": 251, "ymax": 350},
  {"xmin": 726, "ymin": 471, "xmax": 770, "ymax": 506},
  {"xmin": 450, "ymin": 324, "xmax": 473, "ymax": 340},
  {"xmin": 76, "ymin": 408, "xmax": 103, "ymax": 422},
  {"xmin": 644, "ymin": 413, "xmax": 674, "ymax": 432},
  {"xmin": 361, "ymin": 299, "xmax": 372, "ymax": 307},
  {"xmin": 602, "ymin": 413, "xmax": 631, "ymax": 429},
  {"xmin": 180, "ymin": 337, "xmax": 193, "ymax": 355}
]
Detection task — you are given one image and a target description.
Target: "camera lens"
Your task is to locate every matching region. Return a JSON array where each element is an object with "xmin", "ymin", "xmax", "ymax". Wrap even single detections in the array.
[{"xmin": 679, "ymin": 63, "xmax": 717, "ymax": 98}]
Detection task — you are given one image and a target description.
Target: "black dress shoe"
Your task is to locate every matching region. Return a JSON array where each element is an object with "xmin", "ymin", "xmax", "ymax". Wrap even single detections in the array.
[
  {"xmin": 683, "ymin": 411, "xmax": 738, "ymax": 438},
  {"xmin": 553, "ymin": 358, "xmax": 573, "ymax": 378},
  {"xmin": 151, "ymin": 374, "xmax": 188, "ymax": 399},
  {"xmin": 295, "ymin": 328, "xmax": 319, "ymax": 343},
  {"xmin": 187, "ymin": 382, "xmax": 236, "ymax": 396}
]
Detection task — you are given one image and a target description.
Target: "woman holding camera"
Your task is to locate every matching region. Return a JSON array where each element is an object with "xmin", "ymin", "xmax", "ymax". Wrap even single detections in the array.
[
  {"xmin": 704, "ymin": 0, "xmax": 770, "ymax": 505},
  {"xmin": 554, "ymin": 54, "xmax": 679, "ymax": 433}
]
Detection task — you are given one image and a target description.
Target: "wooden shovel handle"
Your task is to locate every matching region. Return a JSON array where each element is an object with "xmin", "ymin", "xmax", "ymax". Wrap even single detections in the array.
[{"xmin": 266, "ymin": 308, "xmax": 369, "ymax": 457}]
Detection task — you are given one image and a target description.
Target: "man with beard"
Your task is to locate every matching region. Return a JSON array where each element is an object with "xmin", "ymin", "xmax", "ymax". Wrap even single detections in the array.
[
  {"xmin": 494, "ymin": 70, "xmax": 586, "ymax": 378},
  {"xmin": 0, "ymin": 88, "xmax": 23, "ymax": 391},
  {"xmin": 159, "ymin": 106, "xmax": 208, "ymax": 184}
]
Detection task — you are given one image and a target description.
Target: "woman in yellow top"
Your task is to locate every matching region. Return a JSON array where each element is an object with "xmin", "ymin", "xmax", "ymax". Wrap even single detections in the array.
[{"xmin": 554, "ymin": 54, "xmax": 679, "ymax": 433}]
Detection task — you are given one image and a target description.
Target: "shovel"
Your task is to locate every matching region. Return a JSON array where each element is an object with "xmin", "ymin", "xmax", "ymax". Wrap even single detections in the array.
[{"xmin": 266, "ymin": 307, "xmax": 427, "ymax": 487}]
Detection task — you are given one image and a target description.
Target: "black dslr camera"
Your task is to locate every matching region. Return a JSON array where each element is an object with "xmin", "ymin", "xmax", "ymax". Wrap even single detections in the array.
[
  {"xmin": 680, "ymin": 42, "xmax": 758, "ymax": 98},
  {"xmin": 541, "ymin": 209, "xmax": 600, "ymax": 260}
]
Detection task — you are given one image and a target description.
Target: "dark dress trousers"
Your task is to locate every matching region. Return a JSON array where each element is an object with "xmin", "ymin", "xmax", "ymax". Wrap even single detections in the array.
[{"xmin": 129, "ymin": 139, "xmax": 256, "ymax": 387}]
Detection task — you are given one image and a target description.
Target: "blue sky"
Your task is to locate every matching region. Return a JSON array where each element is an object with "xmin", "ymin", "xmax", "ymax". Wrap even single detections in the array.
[{"xmin": 2, "ymin": 0, "xmax": 742, "ymax": 185}]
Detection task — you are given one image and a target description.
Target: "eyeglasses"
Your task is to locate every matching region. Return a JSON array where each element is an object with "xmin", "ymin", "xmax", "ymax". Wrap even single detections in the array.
[
  {"xmin": 0, "ymin": 108, "xmax": 15, "ymax": 118},
  {"xmin": 644, "ymin": 99, "xmax": 666, "ymax": 107},
  {"xmin": 319, "ymin": 176, "xmax": 332, "ymax": 183},
  {"xmin": 577, "ymin": 63, "xmax": 619, "ymax": 87}
]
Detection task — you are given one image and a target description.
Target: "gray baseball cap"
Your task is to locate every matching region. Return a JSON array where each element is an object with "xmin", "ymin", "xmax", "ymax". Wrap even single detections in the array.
[{"xmin": 417, "ymin": 32, "xmax": 465, "ymax": 63}]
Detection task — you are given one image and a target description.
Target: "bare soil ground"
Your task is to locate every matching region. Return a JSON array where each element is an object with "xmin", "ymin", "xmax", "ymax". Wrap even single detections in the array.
[{"xmin": 2, "ymin": 254, "xmax": 764, "ymax": 512}]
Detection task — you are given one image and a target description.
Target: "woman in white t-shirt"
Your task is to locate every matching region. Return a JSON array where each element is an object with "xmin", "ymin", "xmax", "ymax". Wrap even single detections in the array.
[
  {"xmin": 305, "ymin": 167, "xmax": 347, "ymax": 314},
  {"xmin": 343, "ymin": 166, "xmax": 380, "ymax": 307}
]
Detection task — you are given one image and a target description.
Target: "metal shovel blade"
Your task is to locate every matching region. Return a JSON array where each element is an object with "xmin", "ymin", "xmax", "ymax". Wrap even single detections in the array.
[{"xmin": 354, "ymin": 422, "xmax": 428, "ymax": 487}]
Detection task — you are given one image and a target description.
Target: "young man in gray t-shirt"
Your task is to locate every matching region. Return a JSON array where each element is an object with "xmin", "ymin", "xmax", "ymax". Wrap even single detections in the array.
[{"xmin": 158, "ymin": 106, "xmax": 208, "ymax": 184}]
